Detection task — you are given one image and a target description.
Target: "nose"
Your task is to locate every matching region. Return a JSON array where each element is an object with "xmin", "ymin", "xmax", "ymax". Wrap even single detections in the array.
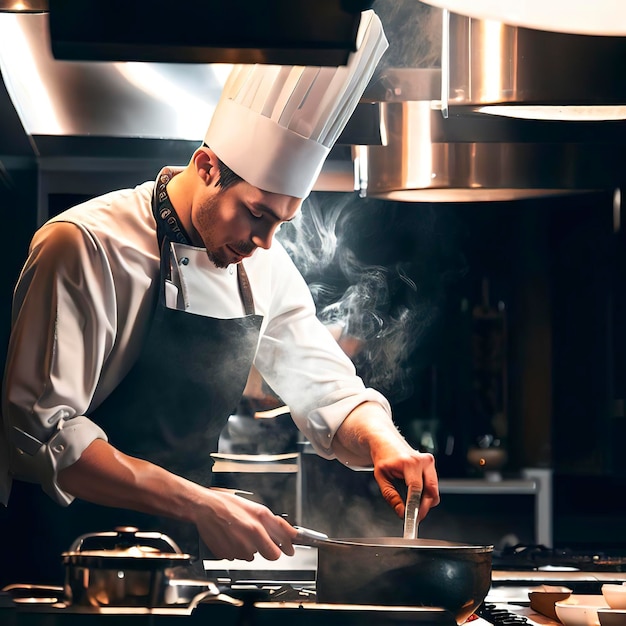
[{"xmin": 251, "ymin": 222, "xmax": 278, "ymax": 250}]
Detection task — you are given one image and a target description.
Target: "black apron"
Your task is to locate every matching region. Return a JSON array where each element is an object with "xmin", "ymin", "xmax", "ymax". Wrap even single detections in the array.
[{"xmin": 0, "ymin": 168, "xmax": 262, "ymax": 585}]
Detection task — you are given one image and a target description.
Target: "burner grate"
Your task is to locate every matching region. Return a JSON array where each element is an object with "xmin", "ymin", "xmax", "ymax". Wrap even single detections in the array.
[
  {"xmin": 478, "ymin": 603, "xmax": 530, "ymax": 626},
  {"xmin": 493, "ymin": 544, "xmax": 626, "ymax": 571}
]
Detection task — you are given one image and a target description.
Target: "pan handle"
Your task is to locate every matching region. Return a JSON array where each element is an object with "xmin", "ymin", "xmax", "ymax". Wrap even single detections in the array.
[
  {"xmin": 292, "ymin": 526, "xmax": 330, "ymax": 547},
  {"xmin": 403, "ymin": 485, "xmax": 422, "ymax": 539}
]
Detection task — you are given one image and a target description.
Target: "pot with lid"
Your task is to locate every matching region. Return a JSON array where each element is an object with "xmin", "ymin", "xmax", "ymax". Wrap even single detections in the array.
[{"xmin": 61, "ymin": 526, "xmax": 216, "ymax": 608}]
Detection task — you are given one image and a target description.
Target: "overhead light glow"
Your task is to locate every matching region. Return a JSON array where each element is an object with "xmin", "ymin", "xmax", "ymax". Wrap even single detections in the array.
[
  {"xmin": 481, "ymin": 21, "xmax": 506, "ymax": 103},
  {"xmin": 478, "ymin": 105, "xmax": 626, "ymax": 121},
  {"xmin": 211, "ymin": 64, "xmax": 234, "ymax": 89},
  {"xmin": 114, "ymin": 62, "xmax": 233, "ymax": 140},
  {"xmin": 0, "ymin": 0, "xmax": 47, "ymax": 12},
  {"xmin": 417, "ymin": 0, "xmax": 626, "ymax": 36},
  {"xmin": 372, "ymin": 188, "xmax": 584, "ymax": 203},
  {"xmin": 114, "ymin": 63, "xmax": 231, "ymax": 141},
  {"xmin": 0, "ymin": 13, "xmax": 62, "ymax": 134}
]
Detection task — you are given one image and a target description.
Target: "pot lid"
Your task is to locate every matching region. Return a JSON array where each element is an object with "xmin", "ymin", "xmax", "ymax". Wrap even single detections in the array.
[
  {"xmin": 62, "ymin": 526, "xmax": 192, "ymax": 565},
  {"xmin": 61, "ymin": 545, "xmax": 193, "ymax": 569}
]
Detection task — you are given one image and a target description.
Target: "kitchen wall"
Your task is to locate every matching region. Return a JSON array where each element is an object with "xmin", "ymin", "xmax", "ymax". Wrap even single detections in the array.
[{"xmin": 0, "ymin": 159, "xmax": 38, "ymax": 384}]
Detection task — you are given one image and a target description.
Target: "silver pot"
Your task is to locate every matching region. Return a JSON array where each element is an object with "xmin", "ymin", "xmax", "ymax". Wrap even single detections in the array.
[{"xmin": 61, "ymin": 526, "xmax": 217, "ymax": 608}]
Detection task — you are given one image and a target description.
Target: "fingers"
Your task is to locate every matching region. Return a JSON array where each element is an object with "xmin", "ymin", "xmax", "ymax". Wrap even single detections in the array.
[
  {"xmin": 418, "ymin": 462, "xmax": 441, "ymax": 518},
  {"xmin": 258, "ymin": 514, "xmax": 297, "ymax": 560},
  {"xmin": 374, "ymin": 471, "xmax": 406, "ymax": 518},
  {"xmin": 198, "ymin": 491, "xmax": 298, "ymax": 562},
  {"xmin": 373, "ymin": 450, "xmax": 440, "ymax": 520}
]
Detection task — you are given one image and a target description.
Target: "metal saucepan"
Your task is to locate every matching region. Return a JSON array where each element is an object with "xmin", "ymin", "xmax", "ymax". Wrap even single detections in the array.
[
  {"xmin": 61, "ymin": 526, "xmax": 218, "ymax": 608},
  {"xmin": 294, "ymin": 526, "xmax": 493, "ymax": 624}
]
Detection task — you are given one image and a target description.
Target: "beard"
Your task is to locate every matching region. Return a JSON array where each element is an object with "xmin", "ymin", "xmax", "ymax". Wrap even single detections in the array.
[
  {"xmin": 206, "ymin": 247, "xmax": 229, "ymax": 269},
  {"xmin": 195, "ymin": 194, "xmax": 256, "ymax": 269},
  {"xmin": 207, "ymin": 240, "xmax": 255, "ymax": 269}
]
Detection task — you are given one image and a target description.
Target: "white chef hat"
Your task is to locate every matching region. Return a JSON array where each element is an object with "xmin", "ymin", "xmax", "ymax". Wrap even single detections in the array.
[{"xmin": 204, "ymin": 10, "xmax": 388, "ymax": 199}]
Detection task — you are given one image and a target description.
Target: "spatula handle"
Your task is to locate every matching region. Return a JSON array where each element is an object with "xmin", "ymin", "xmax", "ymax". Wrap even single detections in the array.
[
  {"xmin": 403, "ymin": 486, "xmax": 422, "ymax": 539},
  {"xmin": 293, "ymin": 526, "xmax": 330, "ymax": 547}
]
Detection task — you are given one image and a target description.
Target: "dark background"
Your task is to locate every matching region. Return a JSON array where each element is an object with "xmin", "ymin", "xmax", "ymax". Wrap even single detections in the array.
[{"xmin": 3, "ymin": 163, "xmax": 626, "ymax": 551}]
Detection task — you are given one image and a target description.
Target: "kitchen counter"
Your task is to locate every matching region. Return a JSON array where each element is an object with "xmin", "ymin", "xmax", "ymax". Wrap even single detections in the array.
[
  {"xmin": 0, "ymin": 602, "xmax": 241, "ymax": 626},
  {"xmin": 1, "ymin": 598, "xmax": 464, "ymax": 626},
  {"xmin": 0, "ymin": 598, "xmax": 565, "ymax": 626},
  {"xmin": 5, "ymin": 551, "xmax": 625, "ymax": 626}
]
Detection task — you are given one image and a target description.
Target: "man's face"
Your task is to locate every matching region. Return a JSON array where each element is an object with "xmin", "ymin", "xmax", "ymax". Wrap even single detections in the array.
[{"xmin": 192, "ymin": 179, "xmax": 302, "ymax": 269}]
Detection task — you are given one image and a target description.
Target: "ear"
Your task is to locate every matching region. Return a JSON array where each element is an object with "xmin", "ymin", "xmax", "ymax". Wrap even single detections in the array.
[{"xmin": 193, "ymin": 147, "xmax": 221, "ymax": 187}]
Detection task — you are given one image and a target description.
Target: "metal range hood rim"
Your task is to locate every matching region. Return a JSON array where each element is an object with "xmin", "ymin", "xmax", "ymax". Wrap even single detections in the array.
[
  {"xmin": 362, "ymin": 100, "xmax": 626, "ymax": 202},
  {"xmin": 415, "ymin": 0, "xmax": 626, "ymax": 36},
  {"xmin": 0, "ymin": 0, "xmax": 47, "ymax": 13},
  {"xmin": 445, "ymin": 12, "xmax": 626, "ymax": 108}
]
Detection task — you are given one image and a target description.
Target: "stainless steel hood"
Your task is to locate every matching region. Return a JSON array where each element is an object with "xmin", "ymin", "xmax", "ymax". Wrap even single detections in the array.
[
  {"xmin": 362, "ymin": 67, "xmax": 626, "ymax": 202},
  {"xmin": 0, "ymin": 10, "xmax": 365, "ymax": 192},
  {"xmin": 360, "ymin": 2, "xmax": 626, "ymax": 201},
  {"xmin": 1, "ymin": 1, "xmax": 626, "ymax": 201}
]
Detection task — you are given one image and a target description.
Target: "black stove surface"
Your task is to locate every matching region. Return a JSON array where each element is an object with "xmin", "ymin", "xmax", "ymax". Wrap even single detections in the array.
[
  {"xmin": 478, "ymin": 603, "xmax": 533, "ymax": 626},
  {"xmin": 493, "ymin": 544, "xmax": 626, "ymax": 572}
]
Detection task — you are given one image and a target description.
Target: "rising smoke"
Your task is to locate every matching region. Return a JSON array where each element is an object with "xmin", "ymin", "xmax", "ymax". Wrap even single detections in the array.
[
  {"xmin": 277, "ymin": 192, "xmax": 466, "ymax": 405},
  {"xmin": 371, "ymin": 0, "xmax": 443, "ymax": 71}
]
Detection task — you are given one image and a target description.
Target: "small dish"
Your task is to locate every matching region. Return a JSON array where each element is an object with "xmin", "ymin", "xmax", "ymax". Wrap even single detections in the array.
[
  {"xmin": 555, "ymin": 595, "xmax": 610, "ymax": 626},
  {"xmin": 602, "ymin": 584, "xmax": 626, "ymax": 610},
  {"xmin": 529, "ymin": 586, "xmax": 572, "ymax": 620}
]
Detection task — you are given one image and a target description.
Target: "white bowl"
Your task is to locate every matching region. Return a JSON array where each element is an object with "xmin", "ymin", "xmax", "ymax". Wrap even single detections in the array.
[
  {"xmin": 555, "ymin": 595, "xmax": 610, "ymax": 626},
  {"xmin": 602, "ymin": 584, "xmax": 626, "ymax": 610}
]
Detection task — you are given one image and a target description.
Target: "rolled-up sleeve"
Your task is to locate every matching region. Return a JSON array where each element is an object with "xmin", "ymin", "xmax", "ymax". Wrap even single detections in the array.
[
  {"xmin": 252, "ymin": 245, "xmax": 393, "ymax": 463},
  {"xmin": 2, "ymin": 222, "xmax": 114, "ymax": 505}
]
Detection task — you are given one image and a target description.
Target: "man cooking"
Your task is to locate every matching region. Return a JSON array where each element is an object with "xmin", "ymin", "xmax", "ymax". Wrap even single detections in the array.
[{"xmin": 0, "ymin": 10, "xmax": 439, "ymax": 584}]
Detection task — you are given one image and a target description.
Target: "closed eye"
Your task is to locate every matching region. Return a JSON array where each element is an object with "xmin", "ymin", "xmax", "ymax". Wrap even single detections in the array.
[{"xmin": 248, "ymin": 207, "xmax": 263, "ymax": 219}]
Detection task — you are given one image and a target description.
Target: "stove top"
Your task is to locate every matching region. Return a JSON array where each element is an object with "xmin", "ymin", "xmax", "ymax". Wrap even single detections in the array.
[
  {"xmin": 493, "ymin": 544, "xmax": 626, "ymax": 572},
  {"xmin": 5, "ymin": 544, "xmax": 626, "ymax": 626}
]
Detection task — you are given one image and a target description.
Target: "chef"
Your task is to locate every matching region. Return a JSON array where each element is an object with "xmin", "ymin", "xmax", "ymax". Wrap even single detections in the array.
[{"xmin": 0, "ymin": 10, "xmax": 439, "ymax": 585}]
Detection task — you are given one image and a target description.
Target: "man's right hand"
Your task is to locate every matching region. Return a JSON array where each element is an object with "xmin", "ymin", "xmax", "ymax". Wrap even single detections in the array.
[
  {"xmin": 196, "ymin": 489, "xmax": 297, "ymax": 561},
  {"xmin": 58, "ymin": 439, "xmax": 297, "ymax": 562}
]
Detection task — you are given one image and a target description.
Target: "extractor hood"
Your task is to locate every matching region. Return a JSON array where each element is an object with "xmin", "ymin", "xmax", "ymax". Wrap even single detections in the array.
[
  {"xmin": 415, "ymin": 0, "xmax": 626, "ymax": 36},
  {"xmin": 0, "ymin": 8, "xmax": 378, "ymax": 193},
  {"xmin": 45, "ymin": 0, "xmax": 374, "ymax": 66},
  {"xmin": 359, "ymin": 2, "xmax": 626, "ymax": 201},
  {"xmin": 1, "ymin": 1, "xmax": 626, "ymax": 201}
]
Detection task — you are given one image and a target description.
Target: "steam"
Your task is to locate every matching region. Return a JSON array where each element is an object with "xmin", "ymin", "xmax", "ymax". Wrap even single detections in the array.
[
  {"xmin": 277, "ymin": 193, "xmax": 456, "ymax": 403},
  {"xmin": 278, "ymin": 191, "xmax": 347, "ymax": 276},
  {"xmin": 372, "ymin": 0, "xmax": 443, "ymax": 70}
]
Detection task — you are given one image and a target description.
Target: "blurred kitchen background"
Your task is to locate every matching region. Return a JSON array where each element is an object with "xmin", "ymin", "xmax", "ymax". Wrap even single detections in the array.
[{"xmin": 1, "ymin": 0, "xmax": 626, "ymax": 555}]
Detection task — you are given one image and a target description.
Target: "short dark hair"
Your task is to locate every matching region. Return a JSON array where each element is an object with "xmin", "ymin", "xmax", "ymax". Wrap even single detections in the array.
[{"xmin": 203, "ymin": 143, "xmax": 243, "ymax": 191}]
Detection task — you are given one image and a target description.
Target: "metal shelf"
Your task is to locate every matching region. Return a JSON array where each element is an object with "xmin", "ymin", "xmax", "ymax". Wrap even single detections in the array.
[{"xmin": 439, "ymin": 479, "xmax": 538, "ymax": 495}]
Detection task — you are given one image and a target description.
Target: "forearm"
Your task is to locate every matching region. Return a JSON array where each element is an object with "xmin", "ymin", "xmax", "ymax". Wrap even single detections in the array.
[
  {"xmin": 57, "ymin": 438, "xmax": 298, "ymax": 561},
  {"xmin": 57, "ymin": 438, "xmax": 204, "ymax": 525},
  {"xmin": 332, "ymin": 400, "xmax": 411, "ymax": 467},
  {"xmin": 333, "ymin": 400, "xmax": 440, "ymax": 519}
]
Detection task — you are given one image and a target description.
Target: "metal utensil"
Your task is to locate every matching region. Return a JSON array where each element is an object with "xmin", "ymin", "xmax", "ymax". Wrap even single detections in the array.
[
  {"xmin": 293, "ymin": 526, "xmax": 331, "ymax": 547},
  {"xmin": 403, "ymin": 485, "xmax": 422, "ymax": 539}
]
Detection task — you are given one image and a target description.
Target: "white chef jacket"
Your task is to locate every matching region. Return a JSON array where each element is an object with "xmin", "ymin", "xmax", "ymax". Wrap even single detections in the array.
[{"xmin": 0, "ymin": 181, "xmax": 392, "ymax": 506}]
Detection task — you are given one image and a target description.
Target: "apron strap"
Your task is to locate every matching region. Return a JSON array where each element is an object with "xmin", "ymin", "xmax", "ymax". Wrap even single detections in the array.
[
  {"xmin": 237, "ymin": 263, "xmax": 256, "ymax": 316},
  {"xmin": 153, "ymin": 167, "xmax": 192, "ymax": 249}
]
